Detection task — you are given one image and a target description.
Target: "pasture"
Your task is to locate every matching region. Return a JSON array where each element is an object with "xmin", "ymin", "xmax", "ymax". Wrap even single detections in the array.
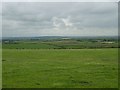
[
  {"xmin": 2, "ymin": 36, "xmax": 118, "ymax": 49},
  {"xmin": 2, "ymin": 48, "xmax": 118, "ymax": 88}
]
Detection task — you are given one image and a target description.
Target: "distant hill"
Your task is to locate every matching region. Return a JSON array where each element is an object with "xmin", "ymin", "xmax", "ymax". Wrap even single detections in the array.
[{"xmin": 2, "ymin": 36, "xmax": 118, "ymax": 41}]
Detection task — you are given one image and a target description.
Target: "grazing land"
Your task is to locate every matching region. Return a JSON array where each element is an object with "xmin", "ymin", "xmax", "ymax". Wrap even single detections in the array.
[
  {"xmin": 2, "ymin": 36, "xmax": 118, "ymax": 88},
  {"xmin": 2, "ymin": 36, "xmax": 118, "ymax": 49}
]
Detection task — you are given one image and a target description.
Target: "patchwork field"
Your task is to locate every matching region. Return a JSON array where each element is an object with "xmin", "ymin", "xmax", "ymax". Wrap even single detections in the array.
[{"xmin": 2, "ymin": 48, "xmax": 118, "ymax": 88}]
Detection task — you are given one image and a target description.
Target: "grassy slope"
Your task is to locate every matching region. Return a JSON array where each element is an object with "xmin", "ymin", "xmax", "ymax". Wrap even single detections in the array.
[
  {"xmin": 2, "ymin": 48, "xmax": 118, "ymax": 88},
  {"xmin": 0, "ymin": 43, "xmax": 2, "ymax": 88},
  {"xmin": 2, "ymin": 43, "xmax": 60, "ymax": 49},
  {"xmin": 0, "ymin": 49, "xmax": 1, "ymax": 89}
]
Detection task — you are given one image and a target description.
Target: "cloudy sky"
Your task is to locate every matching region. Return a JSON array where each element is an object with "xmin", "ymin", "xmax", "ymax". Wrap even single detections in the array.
[{"xmin": 2, "ymin": 2, "xmax": 118, "ymax": 37}]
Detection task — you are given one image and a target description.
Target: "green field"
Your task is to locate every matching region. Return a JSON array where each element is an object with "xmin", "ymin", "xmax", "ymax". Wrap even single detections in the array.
[
  {"xmin": 2, "ymin": 37, "xmax": 118, "ymax": 49},
  {"xmin": 2, "ymin": 48, "xmax": 118, "ymax": 88}
]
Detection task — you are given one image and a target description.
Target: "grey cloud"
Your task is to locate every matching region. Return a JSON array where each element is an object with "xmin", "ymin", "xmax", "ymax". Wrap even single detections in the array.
[{"xmin": 2, "ymin": 2, "xmax": 118, "ymax": 37}]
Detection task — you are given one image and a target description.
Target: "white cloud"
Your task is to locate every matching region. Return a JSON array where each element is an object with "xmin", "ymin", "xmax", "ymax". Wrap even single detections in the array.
[
  {"xmin": 62, "ymin": 16, "xmax": 73, "ymax": 27},
  {"xmin": 52, "ymin": 17, "xmax": 61, "ymax": 28},
  {"xmin": 52, "ymin": 16, "xmax": 73, "ymax": 30}
]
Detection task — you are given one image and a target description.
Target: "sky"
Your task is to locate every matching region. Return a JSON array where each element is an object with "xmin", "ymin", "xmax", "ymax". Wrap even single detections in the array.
[
  {"xmin": 2, "ymin": 2, "xmax": 118, "ymax": 37},
  {"xmin": 2, "ymin": 0, "xmax": 119, "ymax": 2}
]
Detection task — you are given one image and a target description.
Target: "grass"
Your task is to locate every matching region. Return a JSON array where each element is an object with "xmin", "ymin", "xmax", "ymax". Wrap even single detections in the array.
[
  {"xmin": 0, "ymin": 48, "xmax": 2, "ymax": 89},
  {"xmin": 2, "ymin": 43, "xmax": 60, "ymax": 49},
  {"xmin": 2, "ymin": 38, "xmax": 118, "ymax": 49},
  {"xmin": 2, "ymin": 48, "xmax": 118, "ymax": 88}
]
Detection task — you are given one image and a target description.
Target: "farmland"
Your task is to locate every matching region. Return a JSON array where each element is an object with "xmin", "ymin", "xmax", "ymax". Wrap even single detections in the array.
[
  {"xmin": 2, "ymin": 36, "xmax": 118, "ymax": 88},
  {"xmin": 2, "ymin": 36, "xmax": 118, "ymax": 49}
]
